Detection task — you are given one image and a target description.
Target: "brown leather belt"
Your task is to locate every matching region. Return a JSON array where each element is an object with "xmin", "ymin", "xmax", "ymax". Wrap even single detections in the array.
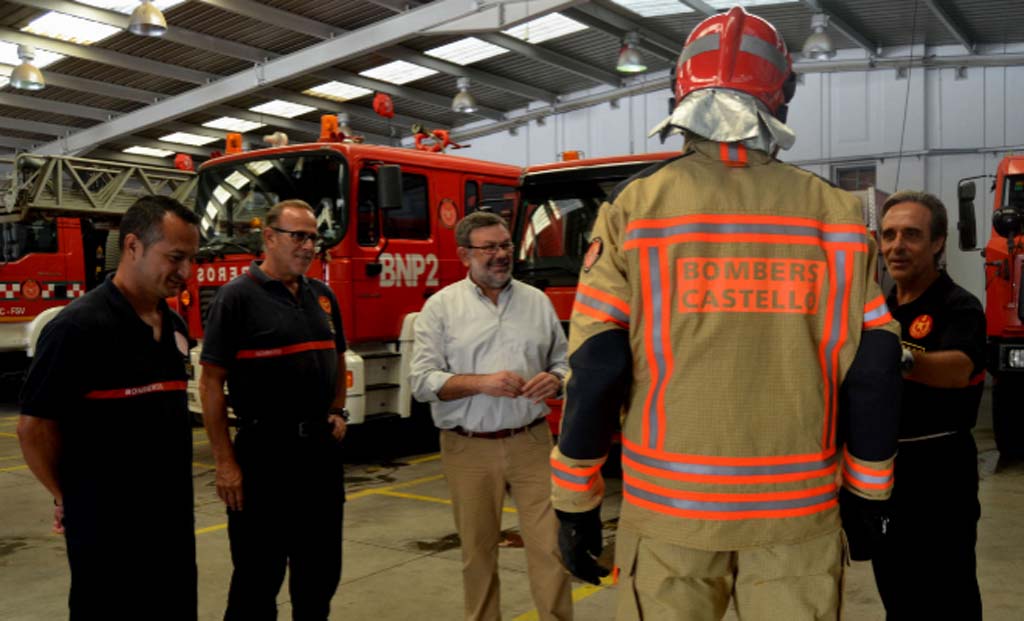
[{"xmin": 449, "ymin": 417, "xmax": 546, "ymax": 440}]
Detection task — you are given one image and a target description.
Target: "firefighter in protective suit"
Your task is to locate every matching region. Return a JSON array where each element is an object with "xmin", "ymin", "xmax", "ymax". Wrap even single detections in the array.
[{"xmin": 552, "ymin": 7, "xmax": 902, "ymax": 620}]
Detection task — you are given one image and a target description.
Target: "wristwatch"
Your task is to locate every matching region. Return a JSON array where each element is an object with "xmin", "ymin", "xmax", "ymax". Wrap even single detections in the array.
[
  {"xmin": 329, "ymin": 406, "xmax": 350, "ymax": 422},
  {"xmin": 900, "ymin": 347, "xmax": 916, "ymax": 373}
]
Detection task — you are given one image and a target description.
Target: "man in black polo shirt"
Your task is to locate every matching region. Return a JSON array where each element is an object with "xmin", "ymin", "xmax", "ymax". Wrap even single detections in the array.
[
  {"xmin": 200, "ymin": 199, "xmax": 348, "ymax": 621},
  {"xmin": 873, "ymin": 190, "xmax": 985, "ymax": 619},
  {"xmin": 18, "ymin": 196, "xmax": 200, "ymax": 620}
]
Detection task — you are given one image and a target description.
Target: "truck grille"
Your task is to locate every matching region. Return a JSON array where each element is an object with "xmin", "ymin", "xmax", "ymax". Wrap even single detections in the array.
[{"xmin": 199, "ymin": 286, "xmax": 220, "ymax": 329}]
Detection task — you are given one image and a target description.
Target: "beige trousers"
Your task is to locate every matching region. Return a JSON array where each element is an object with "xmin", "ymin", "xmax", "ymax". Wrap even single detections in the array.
[
  {"xmin": 615, "ymin": 527, "xmax": 846, "ymax": 621},
  {"xmin": 440, "ymin": 424, "xmax": 574, "ymax": 621}
]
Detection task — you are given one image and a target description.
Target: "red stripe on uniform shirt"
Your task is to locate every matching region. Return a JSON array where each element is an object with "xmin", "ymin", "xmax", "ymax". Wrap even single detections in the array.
[
  {"xmin": 235, "ymin": 340, "xmax": 336, "ymax": 360},
  {"xmin": 84, "ymin": 381, "xmax": 187, "ymax": 400}
]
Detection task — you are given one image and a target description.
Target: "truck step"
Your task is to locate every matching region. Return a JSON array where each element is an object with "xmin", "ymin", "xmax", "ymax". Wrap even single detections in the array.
[
  {"xmin": 365, "ymin": 382, "xmax": 400, "ymax": 391},
  {"xmin": 361, "ymin": 352, "xmax": 400, "ymax": 360}
]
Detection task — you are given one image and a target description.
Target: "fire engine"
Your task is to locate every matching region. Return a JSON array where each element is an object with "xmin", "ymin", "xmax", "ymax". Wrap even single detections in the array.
[
  {"xmin": 181, "ymin": 122, "xmax": 521, "ymax": 423},
  {"xmin": 958, "ymin": 155, "xmax": 1024, "ymax": 458},
  {"xmin": 0, "ymin": 154, "xmax": 195, "ymax": 382}
]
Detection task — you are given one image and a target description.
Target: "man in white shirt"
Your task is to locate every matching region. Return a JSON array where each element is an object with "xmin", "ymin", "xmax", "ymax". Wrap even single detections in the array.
[{"xmin": 411, "ymin": 211, "xmax": 573, "ymax": 621}]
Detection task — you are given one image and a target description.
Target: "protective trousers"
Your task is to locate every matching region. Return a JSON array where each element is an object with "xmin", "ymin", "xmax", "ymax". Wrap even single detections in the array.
[
  {"xmin": 225, "ymin": 428, "xmax": 345, "ymax": 621},
  {"xmin": 440, "ymin": 424, "xmax": 574, "ymax": 621},
  {"xmin": 871, "ymin": 432, "xmax": 982, "ymax": 620},
  {"xmin": 614, "ymin": 527, "xmax": 845, "ymax": 621}
]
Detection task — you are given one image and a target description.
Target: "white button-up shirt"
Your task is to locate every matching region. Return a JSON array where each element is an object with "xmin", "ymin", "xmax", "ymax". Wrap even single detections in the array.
[{"xmin": 410, "ymin": 276, "xmax": 569, "ymax": 432}]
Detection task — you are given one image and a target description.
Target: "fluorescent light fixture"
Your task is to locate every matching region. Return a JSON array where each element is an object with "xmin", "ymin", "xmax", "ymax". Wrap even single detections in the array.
[
  {"xmin": 425, "ymin": 37, "xmax": 508, "ymax": 66},
  {"xmin": 124, "ymin": 146, "xmax": 173, "ymax": 158},
  {"xmin": 21, "ymin": 12, "xmax": 121, "ymax": 45},
  {"xmin": 0, "ymin": 41, "xmax": 64, "ymax": 68},
  {"xmin": 246, "ymin": 160, "xmax": 273, "ymax": 176},
  {"xmin": 203, "ymin": 117, "xmax": 266, "ymax": 133},
  {"xmin": 303, "ymin": 81, "xmax": 372, "ymax": 103},
  {"xmin": 502, "ymin": 13, "xmax": 587, "ymax": 44},
  {"xmin": 160, "ymin": 132, "xmax": 218, "ymax": 146},
  {"xmin": 249, "ymin": 99, "xmax": 317, "ymax": 118},
  {"xmin": 608, "ymin": 0, "xmax": 694, "ymax": 17},
  {"xmin": 224, "ymin": 171, "xmax": 250, "ymax": 189},
  {"xmin": 706, "ymin": 0, "xmax": 795, "ymax": 7},
  {"xmin": 76, "ymin": 0, "xmax": 186, "ymax": 14},
  {"xmin": 360, "ymin": 60, "xmax": 437, "ymax": 85}
]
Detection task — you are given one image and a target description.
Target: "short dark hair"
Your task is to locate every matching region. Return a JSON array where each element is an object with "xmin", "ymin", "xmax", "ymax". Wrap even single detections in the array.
[
  {"xmin": 119, "ymin": 195, "xmax": 198, "ymax": 250},
  {"xmin": 455, "ymin": 211, "xmax": 508, "ymax": 247},
  {"xmin": 265, "ymin": 199, "xmax": 315, "ymax": 228},
  {"xmin": 881, "ymin": 190, "xmax": 948, "ymax": 266}
]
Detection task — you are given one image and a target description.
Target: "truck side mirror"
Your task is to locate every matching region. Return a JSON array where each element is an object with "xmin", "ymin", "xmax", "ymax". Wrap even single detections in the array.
[
  {"xmin": 377, "ymin": 165, "xmax": 402, "ymax": 210},
  {"xmin": 957, "ymin": 181, "xmax": 978, "ymax": 250}
]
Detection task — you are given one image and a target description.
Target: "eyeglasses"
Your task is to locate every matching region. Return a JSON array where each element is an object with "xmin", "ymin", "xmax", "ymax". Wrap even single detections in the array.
[
  {"xmin": 465, "ymin": 241, "xmax": 514, "ymax": 255},
  {"xmin": 271, "ymin": 226, "xmax": 319, "ymax": 245}
]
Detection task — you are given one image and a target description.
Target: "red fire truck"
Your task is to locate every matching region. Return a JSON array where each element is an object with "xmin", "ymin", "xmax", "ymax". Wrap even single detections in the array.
[
  {"xmin": 0, "ymin": 154, "xmax": 195, "ymax": 384},
  {"xmin": 959, "ymin": 155, "xmax": 1024, "ymax": 458},
  {"xmin": 180, "ymin": 132, "xmax": 521, "ymax": 423}
]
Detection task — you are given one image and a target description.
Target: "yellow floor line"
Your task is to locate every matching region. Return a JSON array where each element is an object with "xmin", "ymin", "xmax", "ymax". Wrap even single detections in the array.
[
  {"xmin": 512, "ymin": 574, "xmax": 615, "ymax": 621},
  {"xmin": 406, "ymin": 453, "xmax": 441, "ymax": 465},
  {"xmin": 0, "ymin": 464, "xmax": 28, "ymax": 473},
  {"xmin": 195, "ymin": 523, "xmax": 226, "ymax": 536},
  {"xmin": 192, "ymin": 461, "xmax": 216, "ymax": 469},
  {"xmin": 0, "ymin": 432, "xmax": 18, "ymax": 438},
  {"xmin": 377, "ymin": 490, "xmax": 518, "ymax": 514},
  {"xmin": 0, "ymin": 454, "xmax": 23, "ymax": 461}
]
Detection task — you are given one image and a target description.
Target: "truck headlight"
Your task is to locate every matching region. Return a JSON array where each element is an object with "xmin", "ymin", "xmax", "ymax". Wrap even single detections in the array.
[{"xmin": 1009, "ymin": 349, "xmax": 1024, "ymax": 368}]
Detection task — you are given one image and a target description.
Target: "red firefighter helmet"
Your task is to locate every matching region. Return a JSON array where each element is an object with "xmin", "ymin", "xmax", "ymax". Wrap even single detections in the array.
[{"xmin": 675, "ymin": 6, "xmax": 793, "ymax": 117}]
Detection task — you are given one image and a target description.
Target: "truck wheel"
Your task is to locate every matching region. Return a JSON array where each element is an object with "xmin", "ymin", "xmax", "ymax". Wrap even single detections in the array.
[{"xmin": 992, "ymin": 373, "xmax": 1024, "ymax": 460}]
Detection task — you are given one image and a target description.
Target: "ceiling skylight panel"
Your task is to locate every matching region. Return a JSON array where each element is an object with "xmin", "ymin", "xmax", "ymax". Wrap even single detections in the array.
[
  {"xmin": 0, "ymin": 41, "xmax": 65, "ymax": 68},
  {"xmin": 249, "ymin": 100, "xmax": 317, "ymax": 118},
  {"xmin": 705, "ymin": 0, "xmax": 797, "ymax": 8},
  {"xmin": 303, "ymin": 81, "xmax": 372, "ymax": 103},
  {"xmin": 203, "ymin": 117, "xmax": 265, "ymax": 133},
  {"xmin": 22, "ymin": 12, "xmax": 121, "ymax": 45},
  {"xmin": 425, "ymin": 37, "xmax": 508, "ymax": 65},
  {"xmin": 360, "ymin": 61, "xmax": 437, "ymax": 85},
  {"xmin": 160, "ymin": 132, "xmax": 218, "ymax": 146},
  {"xmin": 502, "ymin": 13, "xmax": 587, "ymax": 44},
  {"xmin": 76, "ymin": 0, "xmax": 187, "ymax": 14},
  {"xmin": 124, "ymin": 146, "xmax": 173, "ymax": 158},
  {"xmin": 608, "ymin": 0, "xmax": 694, "ymax": 17}
]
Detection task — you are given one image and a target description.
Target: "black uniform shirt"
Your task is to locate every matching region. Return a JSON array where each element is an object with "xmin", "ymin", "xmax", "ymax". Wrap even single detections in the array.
[
  {"xmin": 887, "ymin": 271, "xmax": 986, "ymax": 438},
  {"xmin": 20, "ymin": 276, "xmax": 194, "ymax": 531},
  {"xmin": 200, "ymin": 261, "xmax": 345, "ymax": 423}
]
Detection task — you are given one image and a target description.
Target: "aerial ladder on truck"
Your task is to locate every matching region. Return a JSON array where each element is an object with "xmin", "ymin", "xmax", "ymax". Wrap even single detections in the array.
[{"xmin": 0, "ymin": 153, "xmax": 196, "ymax": 383}]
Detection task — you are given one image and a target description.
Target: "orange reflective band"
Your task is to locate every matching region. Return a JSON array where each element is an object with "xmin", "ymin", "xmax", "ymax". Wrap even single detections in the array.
[
  {"xmin": 551, "ymin": 459, "xmax": 601, "ymax": 492},
  {"xmin": 863, "ymin": 295, "xmax": 893, "ymax": 328},
  {"xmin": 574, "ymin": 284, "xmax": 630, "ymax": 327},
  {"xmin": 627, "ymin": 475, "xmax": 836, "ymax": 503},
  {"xmin": 236, "ymin": 340, "xmax": 336, "ymax": 360},
  {"xmin": 622, "ymin": 437, "xmax": 836, "ymax": 466},
  {"xmin": 84, "ymin": 381, "xmax": 187, "ymax": 400},
  {"xmin": 842, "ymin": 464, "xmax": 893, "ymax": 490},
  {"xmin": 550, "ymin": 459, "xmax": 602, "ymax": 477},
  {"xmin": 623, "ymin": 233, "xmax": 867, "ymax": 252},
  {"xmin": 624, "ymin": 454, "xmax": 837, "ymax": 486},
  {"xmin": 577, "ymin": 284, "xmax": 630, "ymax": 316},
  {"xmin": 625, "ymin": 489, "xmax": 837, "ymax": 521},
  {"xmin": 843, "ymin": 447, "xmax": 894, "ymax": 477},
  {"xmin": 626, "ymin": 214, "xmax": 867, "ymax": 233},
  {"xmin": 624, "ymin": 215, "xmax": 868, "ymax": 252},
  {"xmin": 719, "ymin": 142, "xmax": 748, "ymax": 168}
]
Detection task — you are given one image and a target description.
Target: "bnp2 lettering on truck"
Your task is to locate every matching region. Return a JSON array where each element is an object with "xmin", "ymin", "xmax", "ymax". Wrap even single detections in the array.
[
  {"xmin": 0, "ymin": 154, "xmax": 195, "ymax": 384},
  {"xmin": 179, "ymin": 116, "xmax": 520, "ymax": 423}
]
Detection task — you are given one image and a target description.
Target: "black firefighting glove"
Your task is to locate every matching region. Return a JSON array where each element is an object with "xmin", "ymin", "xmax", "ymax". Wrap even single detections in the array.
[
  {"xmin": 839, "ymin": 487, "xmax": 891, "ymax": 561},
  {"xmin": 555, "ymin": 505, "xmax": 610, "ymax": 585}
]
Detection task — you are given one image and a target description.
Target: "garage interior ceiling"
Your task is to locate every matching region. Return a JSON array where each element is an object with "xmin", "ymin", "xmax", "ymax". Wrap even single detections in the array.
[{"xmin": 0, "ymin": 0, "xmax": 1021, "ymax": 166}]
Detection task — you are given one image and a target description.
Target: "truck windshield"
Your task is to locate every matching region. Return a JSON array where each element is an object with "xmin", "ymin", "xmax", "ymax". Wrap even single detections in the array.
[
  {"xmin": 196, "ymin": 151, "xmax": 348, "ymax": 253},
  {"xmin": 1004, "ymin": 174, "xmax": 1024, "ymax": 211},
  {"xmin": 514, "ymin": 162, "xmax": 658, "ymax": 286}
]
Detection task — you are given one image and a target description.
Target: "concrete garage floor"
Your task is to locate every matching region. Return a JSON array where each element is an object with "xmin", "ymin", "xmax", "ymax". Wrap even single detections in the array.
[{"xmin": 1, "ymin": 394, "xmax": 1022, "ymax": 621}]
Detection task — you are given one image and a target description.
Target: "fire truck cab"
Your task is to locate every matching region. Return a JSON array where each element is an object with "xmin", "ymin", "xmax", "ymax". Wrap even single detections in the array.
[
  {"xmin": 0, "ymin": 154, "xmax": 195, "ymax": 382},
  {"xmin": 183, "ymin": 139, "xmax": 521, "ymax": 423}
]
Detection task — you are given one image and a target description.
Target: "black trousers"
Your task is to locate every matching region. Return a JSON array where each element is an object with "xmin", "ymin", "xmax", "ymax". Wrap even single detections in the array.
[
  {"xmin": 64, "ymin": 498, "xmax": 197, "ymax": 621},
  {"xmin": 871, "ymin": 431, "xmax": 982, "ymax": 620},
  {"xmin": 225, "ymin": 428, "xmax": 346, "ymax": 621}
]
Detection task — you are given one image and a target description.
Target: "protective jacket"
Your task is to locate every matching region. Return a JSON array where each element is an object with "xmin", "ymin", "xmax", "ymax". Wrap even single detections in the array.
[{"xmin": 552, "ymin": 137, "xmax": 902, "ymax": 550}]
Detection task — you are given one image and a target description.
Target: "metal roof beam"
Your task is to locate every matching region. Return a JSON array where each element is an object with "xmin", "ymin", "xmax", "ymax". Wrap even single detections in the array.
[
  {"xmin": 676, "ymin": 1, "xmax": 716, "ymax": 16},
  {"xmin": 0, "ymin": 92, "xmax": 113, "ymax": 121},
  {"xmin": 34, "ymin": 0, "xmax": 521, "ymax": 155},
  {"xmin": 0, "ymin": 115, "xmax": 75, "ymax": 136},
  {"xmin": 923, "ymin": 0, "xmax": 975, "ymax": 54},
  {"xmin": 0, "ymin": 27, "xmax": 215, "ymax": 85},
  {"xmin": 0, "ymin": 135, "xmax": 42, "ymax": 150},
  {"xmin": 7, "ymin": 1, "xmax": 439, "ymax": 128},
  {"xmin": 801, "ymin": 1, "xmax": 877, "ymax": 57},
  {"xmin": 199, "ymin": 0, "xmax": 524, "ymax": 113},
  {"xmin": 563, "ymin": 4, "xmax": 679, "ymax": 62}
]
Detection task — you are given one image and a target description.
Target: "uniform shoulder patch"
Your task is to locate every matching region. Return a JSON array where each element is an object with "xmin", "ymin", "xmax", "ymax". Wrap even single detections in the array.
[
  {"xmin": 583, "ymin": 238, "xmax": 603, "ymax": 272},
  {"xmin": 909, "ymin": 314, "xmax": 933, "ymax": 339},
  {"xmin": 318, "ymin": 295, "xmax": 332, "ymax": 314}
]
